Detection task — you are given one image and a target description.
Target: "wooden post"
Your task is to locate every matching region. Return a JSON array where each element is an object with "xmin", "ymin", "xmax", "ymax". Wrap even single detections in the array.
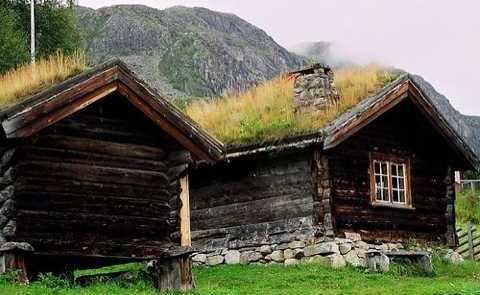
[
  {"xmin": 468, "ymin": 221, "xmax": 474, "ymax": 260},
  {"xmin": 152, "ymin": 250, "xmax": 194, "ymax": 292},
  {"xmin": 0, "ymin": 243, "xmax": 34, "ymax": 284},
  {"xmin": 180, "ymin": 175, "xmax": 191, "ymax": 247}
]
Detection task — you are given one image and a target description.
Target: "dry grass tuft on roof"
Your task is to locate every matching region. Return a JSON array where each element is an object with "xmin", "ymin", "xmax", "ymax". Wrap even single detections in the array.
[
  {"xmin": 0, "ymin": 51, "xmax": 87, "ymax": 110},
  {"xmin": 186, "ymin": 64, "xmax": 398, "ymax": 147}
]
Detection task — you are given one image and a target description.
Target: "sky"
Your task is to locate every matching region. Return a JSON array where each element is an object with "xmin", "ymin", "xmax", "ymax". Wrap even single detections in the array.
[{"xmin": 79, "ymin": 0, "xmax": 480, "ymax": 116}]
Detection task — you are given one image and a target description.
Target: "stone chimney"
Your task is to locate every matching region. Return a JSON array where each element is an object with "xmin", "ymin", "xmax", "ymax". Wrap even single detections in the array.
[{"xmin": 291, "ymin": 63, "xmax": 339, "ymax": 115}]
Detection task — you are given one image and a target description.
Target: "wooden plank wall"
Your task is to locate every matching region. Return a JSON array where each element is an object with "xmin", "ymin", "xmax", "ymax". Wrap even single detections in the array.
[
  {"xmin": 11, "ymin": 94, "xmax": 190, "ymax": 259},
  {"xmin": 190, "ymin": 152, "xmax": 316, "ymax": 250},
  {"xmin": 329, "ymin": 99, "xmax": 459, "ymax": 243}
]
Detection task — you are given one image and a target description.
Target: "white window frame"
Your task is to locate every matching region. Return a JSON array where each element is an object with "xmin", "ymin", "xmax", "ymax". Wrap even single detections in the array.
[{"xmin": 370, "ymin": 153, "xmax": 412, "ymax": 208}]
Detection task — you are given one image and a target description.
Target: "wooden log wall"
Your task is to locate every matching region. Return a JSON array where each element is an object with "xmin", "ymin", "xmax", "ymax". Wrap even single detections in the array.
[
  {"xmin": 10, "ymin": 94, "xmax": 191, "ymax": 259},
  {"xmin": 328, "ymin": 99, "xmax": 460, "ymax": 243},
  {"xmin": 190, "ymin": 152, "xmax": 317, "ymax": 250}
]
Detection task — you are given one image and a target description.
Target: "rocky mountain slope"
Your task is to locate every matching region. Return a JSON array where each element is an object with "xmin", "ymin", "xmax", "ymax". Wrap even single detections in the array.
[{"xmin": 75, "ymin": 5, "xmax": 304, "ymax": 98}]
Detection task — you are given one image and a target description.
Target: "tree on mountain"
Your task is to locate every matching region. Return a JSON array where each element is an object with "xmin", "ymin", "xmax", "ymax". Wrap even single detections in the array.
[{"xmin": 0, "ymin": 0, "xmax": 83, "ymax": 74}]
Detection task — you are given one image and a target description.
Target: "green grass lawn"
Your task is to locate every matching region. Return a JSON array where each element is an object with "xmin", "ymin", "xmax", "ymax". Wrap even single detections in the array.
[{"xmin": 1, "ymin": 261, "xmax": 480, "ymax": 295}]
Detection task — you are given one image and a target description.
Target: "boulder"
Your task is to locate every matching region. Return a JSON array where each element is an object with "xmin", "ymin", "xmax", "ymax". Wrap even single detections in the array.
[
  {"xmin": 225, "ymin": 250, "xmax": 241, "ymax": 265},
  {"xmin": 443, "ymin": 250, "xmax": 464, "ymax": 265},
  {"xmin": 288, "ymin": 241, "xmax": 305, "ymax": 249},
  {"xmin": 366, "ymin": 252, "xmax": 389, "ymax": 273},
  {"xmin": 206, "ymin": 255, "xmax": 224, "ymax": 266},
  {"xmin": 284, "ymin": 249, "xmax": 295, "ymax": 260},
  {"xmin": 270, "ymin": 250, "xmax": 284, "ymax": 262},
  {"xmin": 240, "ymin": 251, "xmax": 263, "ymax": 264},
  {"xmin": 304, "ymin": 242, "xmax": 339, "ymax": 257},
  {"xmin": 339, "ymin": 243, "xmax": 352, "ymax": 255},
  {"xmin": 258, "ymin": 245, "xmax": 272, "ymax": 255},
  {"xmin": 192, "ymin": 253, "xmax": 207, "ymax": 264},
  {"xmin": 326, "ymin": 253, "xmax": 346, "ymax": 268},
  {"xmin": 344, "ymin": 250, "xmax": 366, "ymax": 267},
  {"xmin": 355, "ymin": 241, "xmax": 370, "ymax": 250},
  {"xmin": 344, "ymin": 232, "xmax": 361, "ymax": 242}
]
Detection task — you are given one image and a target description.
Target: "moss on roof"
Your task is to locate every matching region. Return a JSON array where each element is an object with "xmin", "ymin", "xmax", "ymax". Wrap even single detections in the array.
[
  {"xmin": 185, "ymin": 64, "xmax": 399, "ymax": 147},
  {"xmin": 0, "ymin": 51, "xmax": 87, "ymax": 110}
]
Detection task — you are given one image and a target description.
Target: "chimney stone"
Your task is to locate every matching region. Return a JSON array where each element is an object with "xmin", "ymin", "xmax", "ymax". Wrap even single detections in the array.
[{"xmin": 292, "ymin": 63, "xmax": 339, "ymax": 115}]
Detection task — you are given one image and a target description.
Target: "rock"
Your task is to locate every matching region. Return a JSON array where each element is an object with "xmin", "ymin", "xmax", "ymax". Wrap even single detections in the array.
[
  {"xmin": 344, "ymin": 250, "xmax": 366, "ymax": 267},
  {"xmin": 225, "ymin": 250, "xmax": 241, "ymax": 265},
  {"xmin": 240, "ymin": 251, "xmax": 263, "ymax": 264},
  {"xmin": 366, "ymin": 252, "xmax": 389, "ymax": 273},
  {"xmin": 339, "ymin": 243, "xmax": 352, "ymax": 255},
  {"xmin": 293, "ymin": 248, "xmax": 304, "ymax": 259},
  {"xmin": 443, "ymin": 250, "xmax": 464, "ymax": 265},
  {"xmin": 270, "ymin": 250, "xmax": 284, "ymax": 262},
  {"xmin": 264, "ymin": 254, "xmax": 272, "ymax": 261},
  {"xmin": 206, "ymin": 255, "xmax": 224, "ymax": 266},
  {"xmin": 284, "ymin": 259, "xmax": 299, "ymax": 266},
  {"xmin": 288, "ymin": 241, "xmax": 305, "ymax": 249},
  {"xmin": 0, "ymin": 242, "xmax": 34, "ymax": 252},
  {"xmin": 258, "ymin": 245, "xmax": 272, "ymax": 255},
  {"xmin": 344, "ymin": 232, "xmax": 361, "ymax": 242},
  {"xmin": 192, "ymin": 253, "xmax": 207, "ymax": 264},
  {"xmin": 326, "ymin": 254, "xmax": 346, "ymax": 268},
  {"xmin": 355, "ymin": 241, "xmax": 370, "ymax": 250},
  {"xmin": 275, "ymin": 243, "xmax": 290, "ymax": 251},
  {"xmin": 284, "ymin": 249, "xmax": 295, "ymax": 260},
  {"xmin": 304, "ymin": 242, "xmax": 339, "ymax": 257}
]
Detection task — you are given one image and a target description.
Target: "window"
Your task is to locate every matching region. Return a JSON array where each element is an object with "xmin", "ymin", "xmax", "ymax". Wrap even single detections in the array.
[{"xmin": 370, "ymin": 153, "xmax": 412, "ymax": 208}]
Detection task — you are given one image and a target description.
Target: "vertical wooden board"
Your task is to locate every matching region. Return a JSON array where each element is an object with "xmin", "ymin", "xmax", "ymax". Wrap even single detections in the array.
[{"xmin": 180, "ymin": 175, "xmax": 191, "ymax": 247}]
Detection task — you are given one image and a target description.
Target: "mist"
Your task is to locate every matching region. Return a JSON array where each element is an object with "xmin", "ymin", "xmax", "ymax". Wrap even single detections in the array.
[{"xmin": 79, "ymin": 0, "xmax": 480, "ymax": 116}]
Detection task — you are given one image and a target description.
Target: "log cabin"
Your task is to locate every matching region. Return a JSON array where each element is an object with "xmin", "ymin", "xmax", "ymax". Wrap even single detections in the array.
[
  {"xmin": 0, "ymin": 59, "xmax": 223, "ymax": 288},
  {"xmin": 189, "ymin": 65, "xmax": 479, "ymax": 263}
]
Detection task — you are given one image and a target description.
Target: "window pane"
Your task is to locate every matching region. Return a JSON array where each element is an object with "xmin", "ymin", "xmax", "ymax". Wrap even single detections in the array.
[
  {"xmin": 393, "ymin": 190, "xmax": 399, "ymax": 202},
  {"xmin": 399, "ymin": 190, "xmax": 405, "ymax": 203},
  {"xmin": 374, "ymin": 162, "xmax": 380, "ymax": 174},
  {"xmin": 399, "ymin": 178, "xmax": 405, "ymax": 189},
  {"xmin": 382, "ymin": 188, "xmax": 389, "ymax": 201}
]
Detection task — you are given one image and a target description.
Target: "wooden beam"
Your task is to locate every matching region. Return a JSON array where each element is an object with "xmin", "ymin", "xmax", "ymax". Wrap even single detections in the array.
[
  {"xmin": 4, "ymin": 83, "xmax": 118, "ymax": 138},
  {"xmin": 179, "ymin": 175, "xmax": 191, "ymax": 247}
]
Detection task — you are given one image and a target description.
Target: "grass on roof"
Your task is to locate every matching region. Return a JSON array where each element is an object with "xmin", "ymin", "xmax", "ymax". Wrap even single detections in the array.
[
  {"xmin": 185, "ymin": 64, "xmax": 399, "ymax": 147},
  {"xmin": 0, "ymin": 51, "xmax": 87, "ymax": 110}
]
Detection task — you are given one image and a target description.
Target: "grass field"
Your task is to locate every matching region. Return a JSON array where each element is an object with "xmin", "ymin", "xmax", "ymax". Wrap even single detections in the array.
[{"xmin": 1, "ymin": 260, "xmax": 480, "ymax": 295}]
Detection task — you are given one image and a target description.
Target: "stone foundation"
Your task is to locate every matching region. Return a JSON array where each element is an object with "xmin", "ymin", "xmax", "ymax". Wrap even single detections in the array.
[{"xmin": 192, "ymin": 233, "xmax": 408, "ymax": 268}]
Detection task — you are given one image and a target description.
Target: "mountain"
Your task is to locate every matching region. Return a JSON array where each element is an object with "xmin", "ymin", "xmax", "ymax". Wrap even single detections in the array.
[
  {"xmin": 75, "ymin": 5, "xmax": 305, "ymax": 99},
  {"xmin": 462, "ymin": 115, "xmax": 480, "ymax": 157}
]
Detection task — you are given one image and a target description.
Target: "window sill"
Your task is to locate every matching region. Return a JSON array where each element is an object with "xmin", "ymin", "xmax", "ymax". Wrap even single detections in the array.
[{"xmin": 371, "ymin": 202, "xmax": 415, "ymax": 210}]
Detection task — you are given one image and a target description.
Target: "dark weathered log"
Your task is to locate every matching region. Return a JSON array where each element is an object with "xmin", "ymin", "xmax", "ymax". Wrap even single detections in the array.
[
  {"xmin": 151, "ymin": 254, "xmax": 194, "ymax": 292},
  {"xmin": 28, "ymin": 134, "xmax": 168, "ymax": 160},
  {"xmin": 15, "ymin": 160, "xmax": 170, "ymax": 188},
  {"xmin": 19, "ymin": 146, "xmax": 168, "ymax": 172}
]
